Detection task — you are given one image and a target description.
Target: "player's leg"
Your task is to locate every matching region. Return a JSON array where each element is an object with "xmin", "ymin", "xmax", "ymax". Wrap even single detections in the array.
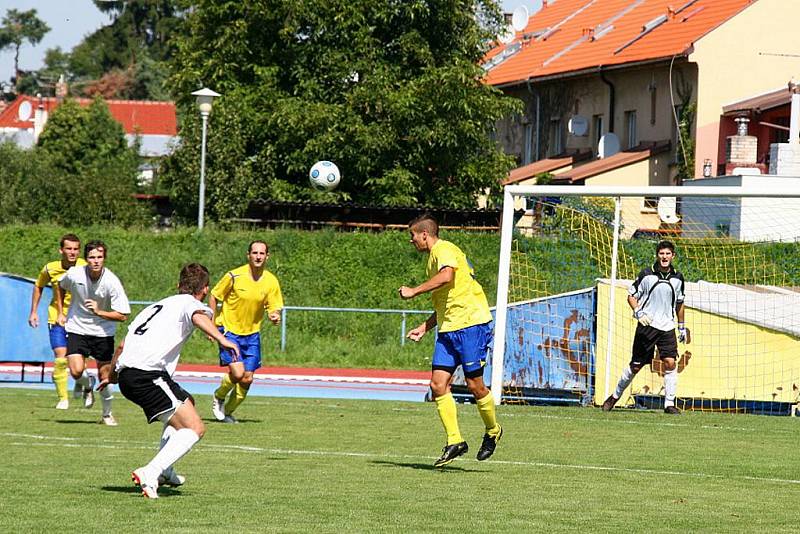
[
  {"xmin": 96, "ymin": 352, "xmax": 117, "ymax": 425},
  {"xmin": 430, "ymin": 332, "xmax": 468, "ymax": 467},
  {"xmin": 66, "ymin": 333, "xmax": 95, "ymax": 405},
  {"xmin": 120, "ymin": 369, "xmax": 203, "ymax": 498},
  {"xmin": 49, "ymin": 324, "xmax": 69, "ymax": 409},
  {"xmin": 457, "ymin": 323, "xmax": 502, "ymax": 461},
  {"xmin": 602, "ymin": 326, "xmax": 653, "ymax": 411},
  {"xmin": 656, "ymin": 330, "xmax": 680, "ymax": 414},
  {"xmin": 212, "ymin": 329, "xmax": 240, "ymax": 420},
  {"xmin": 223, "ymin": 333, "xmax": 260, "ymax": 421}
]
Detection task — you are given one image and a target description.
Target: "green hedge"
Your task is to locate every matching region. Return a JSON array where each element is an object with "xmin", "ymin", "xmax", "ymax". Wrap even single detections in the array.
[{"xmin": 0, "ymin": 224, "xmax": 500, "ymax": 369}]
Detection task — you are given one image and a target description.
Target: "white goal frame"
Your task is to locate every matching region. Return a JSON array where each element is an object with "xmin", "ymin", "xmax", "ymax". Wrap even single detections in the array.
[{"xmin": 491, "ymin": 184, "xmax": 800, "ymax": 405}]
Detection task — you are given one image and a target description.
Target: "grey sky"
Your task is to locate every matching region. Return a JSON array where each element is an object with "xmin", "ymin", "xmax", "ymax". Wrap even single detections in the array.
[{"xmin": 0, "ymin": 1, "xmax": 527, "ymax": 88}]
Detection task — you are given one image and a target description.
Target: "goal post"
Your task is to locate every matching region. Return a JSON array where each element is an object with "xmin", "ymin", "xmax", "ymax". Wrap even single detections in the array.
[{"xmin": 491, "ymin": 184, "xmax": 800, "ymax": 414}]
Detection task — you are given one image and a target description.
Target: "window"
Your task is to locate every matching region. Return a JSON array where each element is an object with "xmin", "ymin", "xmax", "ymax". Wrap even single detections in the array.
[
  {"xmin": 715, "ymin": 221, "xmax": 731, "ymax": 237},
  {"xmin": 524, "ymin": 123, "xmax": 534, "ymax": 164},
  {"xmin": 625, "ymin": 110, "xmax": 637, "ymax": 149},
  {"xmin": 592, "ymin": 114, "xmax": 603, "ymax": 153},
  {"xmin": 548, "ymin": 118, "xmax": 563, "ymax": 156},
  {"xmin": 642, "ymin": 196, "xmax": 658, "ymax": 212}
]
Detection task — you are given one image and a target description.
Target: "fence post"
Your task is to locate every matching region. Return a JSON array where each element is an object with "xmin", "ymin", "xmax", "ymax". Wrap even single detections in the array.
[
  {"xmin": 280, "ymin": 308, "xmax": 287, "ymax": 351},
  {"xmin": 401, "ymin": 312, "xmax": 407, "ymax": 346}
]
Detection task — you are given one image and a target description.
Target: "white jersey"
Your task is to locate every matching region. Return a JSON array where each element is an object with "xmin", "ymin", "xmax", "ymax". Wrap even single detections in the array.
[
  {"xmin": 60, "ymin": 266, "xmax": 131, "ymax": 337},
  {"xmin": 116, "ymin": 294, "xmax": 212, "ymax": 376}
]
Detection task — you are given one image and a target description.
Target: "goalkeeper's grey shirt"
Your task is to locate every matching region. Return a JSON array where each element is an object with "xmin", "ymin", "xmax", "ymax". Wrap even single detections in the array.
[{"xmin": 629, "ymin": 263, "xmax": 685, "ymax": 332}]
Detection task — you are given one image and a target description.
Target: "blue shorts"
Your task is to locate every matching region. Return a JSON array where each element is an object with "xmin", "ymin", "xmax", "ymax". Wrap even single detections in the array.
[
  {"xmin": 48, "ymin": 324, "xmax": 68, "ymax": 350},
  {"xmin": 218, "ymin": 327, "xmax": 262, "ymax": 372},
  {"xmin": 432, "ymin": 322, "xmax": 492, "ymax": 377}
]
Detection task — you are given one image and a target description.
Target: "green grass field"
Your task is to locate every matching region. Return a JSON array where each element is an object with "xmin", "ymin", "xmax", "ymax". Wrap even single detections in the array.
[{"xmin": 2, "ymin": 388, "xmax": 799, "ymax": 533}]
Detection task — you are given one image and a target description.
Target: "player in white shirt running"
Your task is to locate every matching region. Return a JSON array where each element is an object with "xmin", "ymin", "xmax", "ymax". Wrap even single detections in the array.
[
  {"xmin": 100, "ymin": 263, "xmax": 239, "ymax": 499},
  {"xmin": 56, "ymin": 240, "xmax": 130, "ymax": 425}
]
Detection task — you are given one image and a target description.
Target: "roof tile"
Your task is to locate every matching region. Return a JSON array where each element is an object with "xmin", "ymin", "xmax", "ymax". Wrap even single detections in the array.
[{"xmin": 485, "ymin": 0, "xmax": 754, "ymax": 86}]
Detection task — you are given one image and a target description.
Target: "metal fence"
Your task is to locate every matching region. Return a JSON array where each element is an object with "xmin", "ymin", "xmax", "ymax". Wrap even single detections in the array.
[{"xmin": 130, "ymin": 301, "xmax": 432, "ymax": 351}]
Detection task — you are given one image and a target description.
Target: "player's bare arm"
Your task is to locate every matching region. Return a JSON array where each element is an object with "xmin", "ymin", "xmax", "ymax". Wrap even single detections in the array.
[
  {"xmin": 399, "ymin": 266, "xmax": 454, "ymax": 300},
  {"xmin": 627, "ymin": 294, "xmax": 639, "ymax": 311},
  {"xmin": 97, "ymin": 340, "xmax": 125, "ymax": 390},
  {"xmin": 407, "ymin": 313, "xmax": 437, "ymax": 342},
  {"xmin": 28, "ymin": 283, "xmax": 43, "ymax": 328},
  {"xmin": 192, "ymin": 310, "xmax": 240, "ymax": 359},
  {"xmin": 206, "ymin": 293, "xmax": 219, "ymax": 341},
  {"xmin": 54, "ymin": 283, "xmax": 66, "ymax": 326},
  {"xmin": 268, "ymin": 309, "xmax": 281, "ymax": 325},
  {"xmin": 84, "ymin": 299, "xmax": 127, "ymax": 322}
]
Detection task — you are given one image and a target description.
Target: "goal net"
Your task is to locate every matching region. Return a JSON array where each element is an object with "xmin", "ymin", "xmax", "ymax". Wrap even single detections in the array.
[{"xmin": 491, "ymin": 184, "xmax": 800, "ymax": 415}]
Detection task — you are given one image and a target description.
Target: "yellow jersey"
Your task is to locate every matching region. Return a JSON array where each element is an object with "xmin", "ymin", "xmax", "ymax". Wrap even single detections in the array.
[
  {"xmin": 426, "ymin": 240, "xmax": 492, "ymax": 333},
  {"xmin": 35, "ymin": 258, "xmax": 88, "ymax": 324},
  {"xmin": 211, "ymin": 264, "xmax": 284, "ymax": 335}
]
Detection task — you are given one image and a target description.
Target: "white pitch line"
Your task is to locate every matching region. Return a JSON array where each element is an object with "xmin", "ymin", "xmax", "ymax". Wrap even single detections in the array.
[
  {"xmin": 4, "ymin": 432, "xmax": 800, "ymax": 486},
  {"xmin": 502, "ymin": 411, "xmax": 800, "ymax": 434}
]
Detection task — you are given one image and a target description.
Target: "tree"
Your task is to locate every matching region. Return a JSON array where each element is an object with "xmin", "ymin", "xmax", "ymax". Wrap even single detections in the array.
[
  {"xmin": 64, "ymin": 1, "xmax": 182, "ymax": 99},
  {"xmin": 0, "ymin": 9, "xmax": 50, "ymax": 92},
  {"xmin": 34, "ymin": 98, "xmax": 148, "ymax": 225},
  {"xmin": 162, "ymin": 0, "xmax": 521, "ymax": 221}
]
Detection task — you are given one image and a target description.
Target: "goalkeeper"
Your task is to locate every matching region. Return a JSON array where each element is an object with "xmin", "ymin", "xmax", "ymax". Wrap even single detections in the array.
[
  {"xmin": 399, "ymin": 214, "xmax": 502, "ymax": 467},
  {"xmin": 603, "ymin": 240, "xmax": 688, "ymax": 415}
]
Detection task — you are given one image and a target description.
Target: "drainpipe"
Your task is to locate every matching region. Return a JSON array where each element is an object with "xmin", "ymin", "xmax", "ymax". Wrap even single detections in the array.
[
  {"xmin": 526, "ymin": 79, "xmax": 541, "ymax": 161},
  {"xmin": 600, "ymin": 68, "xmax": 615, "ymax": 133}
]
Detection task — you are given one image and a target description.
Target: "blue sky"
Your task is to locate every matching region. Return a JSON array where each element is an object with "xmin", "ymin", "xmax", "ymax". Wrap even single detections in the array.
[{"xmin": 0, "ymin": 1, "xmax": 526, "ymax": 88}]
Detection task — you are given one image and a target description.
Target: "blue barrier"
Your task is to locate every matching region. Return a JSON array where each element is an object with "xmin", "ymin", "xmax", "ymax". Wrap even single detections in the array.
[{"xmin": 0, "ymin": 273, "xmax": 53, "ymax": 381}]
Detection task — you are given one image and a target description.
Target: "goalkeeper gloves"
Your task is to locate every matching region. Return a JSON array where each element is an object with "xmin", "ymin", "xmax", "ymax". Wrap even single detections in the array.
[
  {"xmin": 678, "ymin": 323, "xmax": 687, "ymax": 343},
  {"xmin": 633, "ymin": 309, "xmax": 652, "ymax": 326}
]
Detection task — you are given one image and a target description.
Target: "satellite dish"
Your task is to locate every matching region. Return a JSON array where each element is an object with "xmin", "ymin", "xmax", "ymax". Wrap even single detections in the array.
[
  {"xmin": 18, "ymin": 101, "xmax": 32, "ymax": 122},
  {"xmin": 498, "ymin": 24, "xmax": 516, "ymax": 45},
  {"xmin": 598, "ymin": 132, "xmax": 620, "ymax": 158},
  {"xmin": 512, "ymin": 6, "xmax": 529, "ymax": 32},
  {"xmin": 530, "ymin": 0, "xmax": 544, "ymax": 16},
  {"xmin": 568, "ymin": 115, "xmax": 588, "ymax": 136},
  {"xmin": 657, "ymin": 197, "xmax": 681, "ymax": 224}
]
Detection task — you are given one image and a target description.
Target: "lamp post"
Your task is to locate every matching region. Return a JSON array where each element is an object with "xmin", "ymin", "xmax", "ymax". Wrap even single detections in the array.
[{"xmin": 191, "ymin": 87, "xmax": 220, "ymax": 230}]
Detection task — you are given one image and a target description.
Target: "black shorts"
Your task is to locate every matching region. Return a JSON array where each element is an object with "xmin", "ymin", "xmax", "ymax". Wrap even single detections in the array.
[
  {"xmin": 118, "ymin": 368, "xmax": 193, "ymax": 424},
  {"xmin": 631, "ymin": 324, "xmax": 678, "ymax": 365},
  {"xmin": 67, "ymin": 333, "xmax": 115, "ymax": 362}
]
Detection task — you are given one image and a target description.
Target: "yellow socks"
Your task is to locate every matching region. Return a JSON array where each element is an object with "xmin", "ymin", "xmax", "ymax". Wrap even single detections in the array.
[
  {"xmin": 53, "ymin": 357, "xmax": 69, "ymax": 401},
  {"xmin": 476, "ymin": 392, "xmax": 501, "ymax": 436},
  {"xmin": 434, "ymin": 392, "xmax": 463, "ymax": 445},
  {"xmin": 224, "ymin": 383, "xmax": 249, "ymax": 415},
  {"xmin": 214, "ymin": 374, "xmax": 234, "ymax": 401}
]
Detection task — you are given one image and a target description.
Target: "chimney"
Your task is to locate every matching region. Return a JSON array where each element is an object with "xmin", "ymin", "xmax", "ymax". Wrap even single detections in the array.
[{"xmin": 725, "ymin": 116, "xmax": 756, "ymax": 166}]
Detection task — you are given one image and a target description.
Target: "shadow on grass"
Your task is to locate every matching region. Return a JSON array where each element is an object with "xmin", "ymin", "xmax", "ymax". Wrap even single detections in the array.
[
  {"xmin": 203, "ymin": 418, "xmax": 263, "ymax": 424},
  {"xmin": 101, "ymin": 485, "xmax": 182, "ymax": 497},
  {"xmin": 51, "ymin": 419, "xmax": 104, "ymax": 425},
  {"xmin": 370, "ymin": 460, "xmax": 485, "ymax": 473}
]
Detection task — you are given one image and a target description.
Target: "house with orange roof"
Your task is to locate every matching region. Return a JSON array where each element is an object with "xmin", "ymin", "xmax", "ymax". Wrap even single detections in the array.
[
  {"xmin": 486, "ymin": 0, "xmax": 800, "ymax": 195},
  {"xmin": 0, "ymin": 93, "xmax": 177, "ymax": 158}
]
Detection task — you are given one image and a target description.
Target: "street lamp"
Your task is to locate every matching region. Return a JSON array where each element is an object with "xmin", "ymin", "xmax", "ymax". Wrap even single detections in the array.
[{"xmin": 191, "ymin": 87, "xmax": 220, "ymax": 230}]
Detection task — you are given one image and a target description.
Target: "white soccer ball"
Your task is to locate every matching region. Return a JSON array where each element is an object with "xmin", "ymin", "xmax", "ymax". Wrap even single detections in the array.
[{"xmin": 309, "ymin": 160, "xmax": 341, "ymax": 191}]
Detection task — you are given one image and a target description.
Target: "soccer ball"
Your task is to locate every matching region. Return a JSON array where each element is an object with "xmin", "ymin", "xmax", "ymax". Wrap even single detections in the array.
[{"xmin": 309, "ymin": 160, "xmax": 341, "ymax": 191}]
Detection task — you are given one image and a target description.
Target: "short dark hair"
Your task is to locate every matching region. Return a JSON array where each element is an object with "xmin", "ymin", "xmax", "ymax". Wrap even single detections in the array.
[
  {"xmin": 248, "ymin": 240, "xmax": 269, "ymax": 254},
  {"xmin": 60, "ymin": 233, "xmax": 80, "ymax": 248},
  {"xmin": 408, "ymin": 213, "xmax": 439, "ymax": 237},
  {"xmin": 84, "ymin": 240, "xmax": 107, "ymax": 258},
  {"xmin": 656, "ymin": 240, "xmax": 675, "ymax": 253},
  {"xmin": 178, "ymin": 263, "xmax": 210, "ymax": 295}
]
